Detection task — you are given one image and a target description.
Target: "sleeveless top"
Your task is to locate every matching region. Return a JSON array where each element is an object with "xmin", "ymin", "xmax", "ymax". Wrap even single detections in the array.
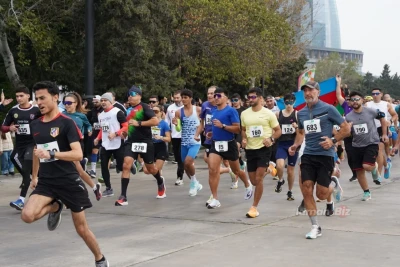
[
  {"xmin": 278, "ymin": 110, "xmax": 297, "ymax": 142},
  {"xmin": 366, "ymin": 100, "xmax": 388, "ymax": 128},
  {"xmin": 181, "ymin": 106, "xmax": 200, "ymax": 146}
]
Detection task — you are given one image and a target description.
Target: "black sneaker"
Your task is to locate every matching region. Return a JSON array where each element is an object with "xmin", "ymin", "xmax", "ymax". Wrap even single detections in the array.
[
  {"xmin": 373, "ymin": 179, "xmax": 381, "ymax": 185},
  {"xmin": 287, "ymin": 191, "xmax": 294, "ymax": 201},
  {"xmin": 325, "ymin": 202, "xmax": 334, "ymax": 216},
  {"xmin": 349, "ymin": 176, "xmax": 357, "ymax": 182},
  {"xmin": 95, "ymin": 256, "xmax": 110, "ymax": 267},
  {"xmin": 47, "ymin": 199, "xmax": 63, "ymax": 231},
  {"xmin": 298, "ymin": 199, "xmax": 305, "ymax": 213},
  {"xmin": 275, "ymin": 179, "xmax": 285, "ymax": 193},
  {"xmin": 93, "ymin": 183, "xmax": 102, "ymax": 201}
]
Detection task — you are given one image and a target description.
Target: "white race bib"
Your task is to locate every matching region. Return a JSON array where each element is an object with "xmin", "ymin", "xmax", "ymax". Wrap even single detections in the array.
[
  {"xmin": 282, "ymin": 124, "xmax": 295, "ymax": 135},
  {"xmin": 17, "ymin": 124, "xmax": 30, "ymax": 135},
  {"xmin": 36, "ymin": 141, "xmax": 60, "ymax": 163},
  {"xmin": 249, "ymin": 126, "xmax": 263, "ymax": 138},
  {"xmin": 214, "ymin": 141, "xmax": 228, "ymax": 152},
  {"xmin": 205, "ymin": 114, "xmax": 212, "ymax": 125},
  {"xmin": 304, "ymin": 119, "xmax": 321, "ymax": 134},
  {"xmin": 93, "ymin": 123, "xmax": 101, "ymax": 131},
  {"xmin": 131, "ymin": 143, "xmax": 147, "ymax": 153},
  {"xmin": 101, "ymin": 122, "xmax": 110, "ymax": 132},
  {"xmin": 151, "ymin": 127, "xmax": 161, "ymax": 137},
  {"xmin": 353, "ymin": 123, "xmax": 368, "ymax": 135}
]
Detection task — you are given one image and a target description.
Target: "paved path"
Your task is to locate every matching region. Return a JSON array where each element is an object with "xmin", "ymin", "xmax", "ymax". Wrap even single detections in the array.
[{"xmin": 1, "ymin": 153, "xmax": 400, "ymax": 267}]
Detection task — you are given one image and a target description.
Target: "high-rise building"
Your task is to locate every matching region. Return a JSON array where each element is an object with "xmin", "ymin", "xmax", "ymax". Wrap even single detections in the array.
[{"xmin": 312, "ymin": 0, "xmax": 341, "ymax": 49}]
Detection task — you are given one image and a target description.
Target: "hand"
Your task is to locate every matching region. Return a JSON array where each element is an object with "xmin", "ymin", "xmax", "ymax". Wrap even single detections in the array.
[
  {"xmin": 262, "ymin": 137, "xmax": 273, "ymax": 147},
  {"xmin": 212, "ymin": 119, "xmax": 223, "ymax": 128},
  {"xmin": 129, "ymin": 119, "xmax": 139, "ymax": 127},
  {"xmin": 242, "ymin": 138, "xmax": 247, "ymax": 149},
  {"xmin": 336, "ymin": 74, "xmax": 341, "ymax": 84},
  {"xmin": 319, "ymin": 136, "xmax": 334, "ymax": 150},
  {"xmin": 3, "ymin": 99, "xmax": 13, "ymax": 106},
  {"xmin": 391, "ymin": 145, "xmax": 398, "ymax": 155},
  {"xmin": 291, "ymin": 122, "xmax": 298, "ymax": 129},
  {"xmin": 88, "ymin": 131, "xmax": 92, "ymax": 137},
  {"xmin": 206, "ymin": 132, "xmax": 212, "ymax": 139},
  {"xmin": 34, "ymin": 148, "xmax": 50, "ymax": 159},
  {"xmin": 381, "ymin": 134, "xmax": 389, "ymax": 144},
  {"xmin": 9, "ymin": 125, "xmax": 18, "ymax": 132},
  {"xmin": 154, "ymin": 135, "xmax": 163, "ymax": 140},
  {"xmin": 108, "ymin": 132, "xmax": 116, "ymax": 140},
  {"xmin": 288, "ymin": 145, "xmax": 298, "ymax": 156},
  {"xmin": 194, "ymin": 135, "xmax": 200, "ymax": 142},
  {"xmin": 93, "ymin": 139, "xmax": 99, "ymax": 146},
  {"xmin": 30, "ymin": 177, "xmax": 38, "ymax": 190},
  {"xmin": 172, "ymin": 117, "xmax": 178, "ymax": 125}
]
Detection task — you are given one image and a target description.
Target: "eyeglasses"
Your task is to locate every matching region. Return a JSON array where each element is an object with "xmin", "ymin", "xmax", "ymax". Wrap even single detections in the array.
[
  {"xmin": 284, "ymin": 101, "xmax": 294, "ymax": 105},
  {"xmin": 231, "ymin": 98, "xmax": 239, "ymax": 103},
  {"xmin": 371, "ymin": 92, "xmax": 380, "ymax": 96},
  {"xmin": 128, "ymin": 91, "xmax": 138, "ymax": 97},
  {"xmin": 247, "ymin": 95, "xmax": 257, "ymax": 100},
  {"xmin": 149, "ymin": 100, "xmax": 157, "ymax": 104},
  {"xmin": 153, "ymin": 110, "xmax": 160, "ymax": 114},
  {"xmin": 350, "ymin": 97, "xmax": 361, "ymax": 102},
  {"xmin": 214, "ymin": 93, "xmax": 224, "ymax": 99},
  {"xmin": 63, "ymin": 101, "xmax": 75, "ymax": 106}
]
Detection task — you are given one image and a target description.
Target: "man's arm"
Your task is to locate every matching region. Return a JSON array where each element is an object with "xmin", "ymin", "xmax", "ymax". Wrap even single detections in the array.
[
  {"xmin": 333, "ymin": 121, "xmax": 351, "ymax": 141},
  {"xmin": 195, "ymin": 118, "xmax": 205, "ymax": 138},
  {"xmin": 271, "ymin": 125, "xmax": 282, "ymax": 140},
  {"xmin": 335, "ymin": 75, "xmax": 345, "ymax": 105},
  {"xmin": 222, "ymin": 122, "xmax": 240, "ymax": 134},
  {"xmin": 293, "ymin": 129, "xmax": 305, "ymax": 148},
  {"xmin": 388, "ymin": 103, "xmax": 398, "ymax": 127}
]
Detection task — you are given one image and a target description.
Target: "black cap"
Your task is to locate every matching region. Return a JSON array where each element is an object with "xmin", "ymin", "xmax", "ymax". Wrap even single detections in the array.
[
  {"xmin": 128, "ymin": 85, "xmax": 142, "ymax": 96},
  {"xmin": 301, "ymin": 81, "xmax": 320, "ymax": 91}
]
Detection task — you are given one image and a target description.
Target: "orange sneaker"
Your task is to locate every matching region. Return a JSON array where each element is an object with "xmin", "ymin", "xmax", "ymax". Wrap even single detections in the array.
[
  {"xmin": 246, "ymin": 206, "xmax": 259, "ymax": 218},
  {"xmin": 269, "ymin": 162, "xmax": 278, "ymax": 177}
]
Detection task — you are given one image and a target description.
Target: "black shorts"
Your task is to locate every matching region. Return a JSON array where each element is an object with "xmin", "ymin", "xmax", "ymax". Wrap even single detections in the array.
[
  {"xmin": 203, "ymin": 143, "xmax": 211, "ymax": 157},
  {"xmin": 124, "ymin": 141, "xmax": 155, "ymax": 164},
  {"xmin": 269, "ymin": 142, "xmax": 277, "ymax": 163},
  {"xmin": 377, "ymin": 127, "xmax": 389, "ymax": 143},
  {"xmin": 351, "ymin": 144, "xmax": 378, "ymax": 170},
  {"xmin": 154, "ymin": 142, "xmax": 168, "ymax": 161},
  {"xmin": 209, "ymin": 140, "xmax": 239, "ymax": 161},
  {"xmin": 31, "ymin": 178, "xmax": 92, "ymax": 213},
  {"xmin": 245, "ymin": 146, "xmax": 271, "ymax": 172},
  {"xmin": 300, "ymin": 154, "xmax": 334, "ymax": 188},
  {"xmin": 234, "ymin": 133, "xmax": 242, "ymax": 147},
  {"xmin": 91, "ymin": 130, "xmax": 101, "ymax": 149}
]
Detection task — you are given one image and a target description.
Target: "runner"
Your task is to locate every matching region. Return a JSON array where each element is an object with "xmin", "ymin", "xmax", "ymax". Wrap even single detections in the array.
[
  {"xmin": 201, "ymin": 88, "xmax": 253, "ymax": 209},
  {"xmin": 173, "ymin": 89, "xmax": 203, "ymax": 197},
  {"xmin": 289, "ymin": 81, "xmax": 351, "ymax": 239},
  {"xmin": 116, "ymin": 86, "xmax": 165, "ymax": 206},
  {"xmin": 93, "ymin": 93, "xmax": 128, "ymax": 198},
  {"xmin": 87, "ymin": 95, "xmax": 103, "ymax": 178},
  {"xmin": 383, "ymin": 93, "xmax": 398, "ymax": 157},
  {"xmin": 345, "ymin": 91, "xmax": 387, "ymax": 201},
  {"xmin": 241, "ymin": 88, "xmax": 281, "ymax": 218},
  {"xmin": 2, "ymin": 87, "xmax": 42, "ymax": 210},
  {"xmin": 265, "ymin": 95, "xmax": 279, "ymax": 180},
  {"xmin": 21, "ymin": 81, "xmax": 109, "ymax": 266},
  {"xmin": 275, "ymin": 93, "xmax": 299, "ymax": 201}
]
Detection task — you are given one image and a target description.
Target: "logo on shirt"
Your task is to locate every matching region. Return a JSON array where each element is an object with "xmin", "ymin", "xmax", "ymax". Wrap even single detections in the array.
[
  {"xmin": 50, "ymin": 127, "xmax": 59, "ymax": 138},
  {"xmin": 30, "ymin": 114, "xmax": 35, "ymax": 120},
  {"xmin": 14, "ymin": 113, "xmax": 18, "ymax": 118}
]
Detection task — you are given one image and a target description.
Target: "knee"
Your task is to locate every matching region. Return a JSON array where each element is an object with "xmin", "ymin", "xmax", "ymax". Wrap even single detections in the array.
[
  {"xmin": 75, "ymin": 224, "xmax": 88, "ymax": 238},
  {"xmin": 122, "ymin": 162, "xmax": 131, "ymax": 171},
  {"xmin": 21, "ymin": 210, "xmax": 35, "ymax": 224}
]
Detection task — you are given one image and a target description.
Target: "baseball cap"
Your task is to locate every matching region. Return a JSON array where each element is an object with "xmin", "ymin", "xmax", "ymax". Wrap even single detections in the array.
[
  {"xmin": 301, "ymin": 81, "xmax": 320, "ymax": 91},
  {"xmin": 128, "ymin": 85, "xmax": 142, "ymax": 96},
  {"xmin": 93, "ymin": 95, "xmax": 101, "ymax": 102}
]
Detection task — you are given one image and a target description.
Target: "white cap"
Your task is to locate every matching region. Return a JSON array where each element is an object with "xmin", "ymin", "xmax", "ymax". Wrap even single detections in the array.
[{"xmin": 93, "ymin": 95, "xmax": 101, "ymax": 101}]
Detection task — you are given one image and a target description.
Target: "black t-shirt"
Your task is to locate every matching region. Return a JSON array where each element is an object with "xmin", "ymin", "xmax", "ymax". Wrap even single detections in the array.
[
  {"xmin": 126, "ymin": 102, "xmax": 155, "ymax": 142},
  {"xmin": 31, "ymin": 113, "xmax": 82, "ymax": 183},
  {"xmin": 234, "ymin": 106, "xmax": 246, "ymax": 119},
  {"xmin": 2, "ymin": 104, "xmax": 42, "ymax": 148},
  {"xmin": 88, "ymin": 107, "xmax": 103, "ymax": 132}
]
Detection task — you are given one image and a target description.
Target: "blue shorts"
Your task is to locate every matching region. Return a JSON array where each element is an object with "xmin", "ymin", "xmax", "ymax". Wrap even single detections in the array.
[
  {"xmin": 276, "ymin": 140, "xmax": 298, "ymax": 166},
  {"xmin": 181, "ymin": 144, "xmax": 201, "ymax": 161},
  {"xmin": 389, "ymin": 126, "xmax": 398, "ymax": 141}
]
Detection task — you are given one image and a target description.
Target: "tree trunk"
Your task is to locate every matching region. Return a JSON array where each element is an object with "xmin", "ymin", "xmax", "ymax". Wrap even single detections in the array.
[{"xmin": 0, "ymin": 19, "xmax": 26, "ymax": 90}]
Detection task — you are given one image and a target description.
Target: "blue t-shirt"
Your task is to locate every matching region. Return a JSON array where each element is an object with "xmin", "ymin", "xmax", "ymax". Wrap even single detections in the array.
[
  {"xmin": 152, "ymin": 120, "xmax": 170, "ymax": 143},
  {"xmin": 298, "ymin": 100, "xmax": 344, "ymax": 157},
  {"xmin": 211, "ymin": 105, "xmax": 240, "ymax": 141},
  {"xmin": 62, "ymin": 111, "xmax": 92, "ymax": 135},
  {"xmin": 200, "ymin": 101, "xmax": 217, "ymax": 145}
]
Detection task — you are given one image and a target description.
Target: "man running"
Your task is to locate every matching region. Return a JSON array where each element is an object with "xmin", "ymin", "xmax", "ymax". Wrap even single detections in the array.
[
  {"xmin": 241, "ymin": 88, "xmax": 281, "ymax": 218},
  {"xmin": 87, "ymin": 95, "xmax": 103, "ymax": 178},
  {"xmin": 346, "ymin": 91, "xmax": 387, "ymax": 201},
  {"xmin": 289, "ymin": 81, "xmax": 351, "ymax": 239},
  {"xmin": 264, "ymin": 95, "xmax": 279, "ymax": 180},
  {"xmin": 2, "ymin": 87, "xmax": 41, "ymax": 210},
  {"xmin": 21, "ymin": 81, "xmax": 109, "ymax": 266}
]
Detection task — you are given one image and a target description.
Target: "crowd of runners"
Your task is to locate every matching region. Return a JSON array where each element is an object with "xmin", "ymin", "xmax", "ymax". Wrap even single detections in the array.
[{"xmin": 2, "ymin": 75, "xmax": 400, "ymax": 266}]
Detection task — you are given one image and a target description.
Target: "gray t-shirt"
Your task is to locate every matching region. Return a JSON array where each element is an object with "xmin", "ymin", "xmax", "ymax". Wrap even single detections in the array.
[
  {"xmin": 298, "ymin": 100, "xmax": 344, "ymax": 157},
  {"xmin": 345, "ymin": 107, "xmax": 380, "ymax": 147}
]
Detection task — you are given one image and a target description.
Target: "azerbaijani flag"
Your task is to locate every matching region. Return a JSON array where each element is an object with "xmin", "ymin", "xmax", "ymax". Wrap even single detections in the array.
[
  {"xmin": 277, "ymin": 77, "xmax": 341, "ymax": 112},
  {"xmin": 298, "ymin": 68, "xmax": 316, "ymax": 91}
]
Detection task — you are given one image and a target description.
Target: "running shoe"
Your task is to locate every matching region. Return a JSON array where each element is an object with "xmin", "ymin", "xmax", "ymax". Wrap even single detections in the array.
[
  {"xmin": 89, "ymin": 170, "xmax": 96, "ymax": 178},
  {"xmin": 206, "ymin": 195, "xmax": 214, "ymax": 207},
  {"xmin": 325, "ymin": 202, "xmax": 334, "ymax": 216},
  {"xmin": 230, "ymin": 181, "xmax": 238, "ymax": 189},
  {"xmin": 156, "ymin": 177, "xmax": 166, "ymax": 199},
  {"xmin": 172, "ymin": 161, "xmax": 178, "ymax": 164},
  {"xmin": 275, "ymin": 179, "xmax": 285, "ymax": 193},
  {"xmin": 98, "ymin": 177, "xmax": 104, "ymax": 184},
  {"xmin": 47, "ymin": 199, "xmax": 63, "ymax": 231},
  {"xmin": 287, "ymin": 191, "xmax": 294, "ymax": 201},
  {"xmin": 207, "ymin": 199, "xmax": 221, "ymax": 209},
  {"xmin": 240, "ymin": 161, "xmax": 247, "ymax": 171},
  {"xmin": 246, "ymin": 206, "xmax": 259, "ymax": 218},
  {"xmin": 10, "ymin": 199, "xmax": 24, "ymax": 210},
  {"xmin": 305, "ymin": 225, "xmax": 322, "ymax": 239},
  {"xmin": 297, "ymin": 199, "xmax": 305, "ymax": 213},
  {"xmin": 361, "ymin": 191, "xmax": 371, "ymax": 201},
  {"xmin": 371, "ymin": 162, "xmax": 380, "ymax": 182},
  {"xmin": 102, "ymin": 188, "xmax": 114, "ymax": 197},
  {"xmin": 95, "ymin": 257, "xmax": 110, "ymax": 267},
  {"xmin": 189, "ymin": 180, "xmax": 202, "ymax": 197},
  {"xmin": 349, "ymin": 176, "xmax": 357, "ymax": 182},
  {"xmin": 93, "ymin": 183, "xmax": 102, "ymax": 201},
  {"xmin": 331, "ymin": 176, "xmax": 343, "ymax": 202},
  {"xmin": 175, "ymin": 178, "xmax": 184, "ymax": 186},
  {"xmin": 384, "ymin": 161, "xmax": 391, "ymax": 179},
  {"xmin": 269, "ymin": 161, "xmax": 278, "ymax": 177},
  {"xmin": 115, "ymin": 195, "xmax": 128, "ymax": 206},
  {"xmin": 229, "ymin": 171, "xmax": 236, "ymax": 183},
  {"xmin": 82, "ymin": 157, "xmax": 88, "ymax": 172},
  {"xmin": 244, "ymin": 185, "xmax": 253, "ymax": 200},
  {"xmin": 130, "ymin": 163, "xmax": 137, "ymax": 175}
]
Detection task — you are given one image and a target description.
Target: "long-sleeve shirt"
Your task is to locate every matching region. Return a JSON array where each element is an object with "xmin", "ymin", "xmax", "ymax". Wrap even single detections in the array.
[
  {"xmin": 0, "ymin": 132, "xmax": 13, "ymax": 151},
  {"xmin": 62, "ymin": 111, "xmax": 92, "ymax": 134}
]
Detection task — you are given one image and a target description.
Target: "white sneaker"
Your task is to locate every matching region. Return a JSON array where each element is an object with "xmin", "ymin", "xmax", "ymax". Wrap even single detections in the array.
[
  {"xmin": 305, "ymin": 225, "xmax": 322, "ymax": 239},
  {"xmin": 207, "ymin": 199, "xmax": 221, "ymax": 209},
  {"xmin": 206, "ymin": 195, "xmax": 214, "ymax": 207},
  {"xmin": 175, "ymin": 179, "xmax": 184, "ymax": 186},
  {"xmin": 244, "ymin": 184, "xmax": 253, "ymax": 200},
  {"xmin": 229, "ymin": 171, "xmax": 236, "ymax": 182},
  {"xmin": 230, "ymin": 181, "xmax": 238, "ymax": 189},
  {"xmin": 189, "ymin": 180, "xmax": 202, "ymax": 196}
]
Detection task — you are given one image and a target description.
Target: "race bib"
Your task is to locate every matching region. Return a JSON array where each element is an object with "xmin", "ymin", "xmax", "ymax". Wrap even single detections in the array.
[
  {"xmin": 101, "ymin": 122, "xmax": 110, "ymax": 132},
  {"xmin": 17, "ymin": 124, "xmax": 30, "ymax": 135},
  {"xmin": 282, "ymin": 124, "xmax": 295, "ymax": 135},
  {"xmin": 303, "ymin": 119, "xmax": 321, "ymax": 134},
  {"xmin": 214, "ymin": 141, "xmax": 228, "ymax": 152},
  {"xmin": 36, "ymin": 141, "xmax": 60, "ymax": 163},
  {"xmin": 151, "ymin": 127, "xmax": 161, "ymax": 137},
  {"xmin": 93, "ymin": 123, "xmax": 101, "ymax": 131},
  {"xmin": 249, "ymin": 126, "xmax": 263, "ymax": 138},
  {"xmin": 353, "ymin": 123, "xmax": 368, "ymax": 135},
  {"xmin": 132, "ymin": 143, "xmax": 147, "ymax": 153},
  {"xmin": 205, "ymin": 114, "xmax": 212, "ymax": 125}
]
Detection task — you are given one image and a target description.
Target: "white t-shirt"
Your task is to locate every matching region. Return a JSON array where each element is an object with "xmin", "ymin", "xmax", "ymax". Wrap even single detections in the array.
[{"xmin": 165, "ymin": 103, "xmax": 183, "ymax": 138}]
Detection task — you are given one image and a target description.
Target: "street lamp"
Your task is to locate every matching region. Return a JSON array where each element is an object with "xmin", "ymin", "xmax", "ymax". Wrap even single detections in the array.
[{"xmin": 84, "ymin": 0, "xmax": 94, "ymax": 96}]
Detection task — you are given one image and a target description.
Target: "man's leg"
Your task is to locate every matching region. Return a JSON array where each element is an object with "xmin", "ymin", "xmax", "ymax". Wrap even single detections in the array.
[
  {"xmin": 100, "ymin": 149, "xmax": 113, "ymax": 190},
  {"xmin": 208, "ymin": 153, "xmax": 222, "ymax": 200},
  {"xmin": 21, "ymin": 194, "xmax": 57, "ymax": 223},
  {"xmin": 172, "ymin": 138, "xmax": 184, "ymax": 180},
  {"xmin": 184, "ymin": 145, "xmax": 202, "ymax": 196}
]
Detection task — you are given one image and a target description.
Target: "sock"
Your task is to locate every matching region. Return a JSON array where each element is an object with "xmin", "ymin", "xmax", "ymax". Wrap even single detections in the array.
[
  {"xmin": 309, "ymin": 215, "xmax": 318, "ymax": 226},
  {"xmin": 279, "ymin": 178, "xmax": 283, "ymax": 182},
  {"xmin": 92, "ymin": 185, "xmax": 97, "ymax": 190},
  {"xmin": 121, "ymin": 178, "xmax": 130, "ymax": 197},
  {"xmin": 153, "ymin": 171, "xmax": 164, "ymax": 185},
  {"xmin": 327, "ymin": 201, "xmax": 333, "ymax": 204},
  {"xmin": 228, "ymin": 167, "xmax": 233, "ymax": 173},
  {"xmin": 239, "ymin": 157, "xmax": 244, "ymax": 166},
  {"xmin": 96, "ymin": 256, "xmax": 105, "ymax": 263},
  {"xmin": 364, "ymin": 189, "xmax": 370, "ymax": 193},
  {"xmin": 190, "ymin": 175, "xmax": 197, "ymax": 182},
  {"xmin": 140, "ymin": 161, "xmax": 144, "ymax": 167},
  {"xmin": 19, "ymin": 196, "xmax": 25, "ymax": 203}
]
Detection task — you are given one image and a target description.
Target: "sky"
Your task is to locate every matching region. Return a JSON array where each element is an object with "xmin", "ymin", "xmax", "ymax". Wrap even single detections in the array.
[{"xmin": 336, "ymin": 0, "xmax": 400, "ymax": 76}]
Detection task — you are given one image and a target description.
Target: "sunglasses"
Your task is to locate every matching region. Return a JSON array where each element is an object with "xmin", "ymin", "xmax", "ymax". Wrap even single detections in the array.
[
  {"xmin": 128, "ymin": 91, "xmax": 138, "ymax": 97},
  {"xmin": 231, "ymin": 98, "xmax": 239, "ymax": 103},
  {"xmin": 247, "ymin": 95, "xmax": 257, "ymax": 100},
  {"xmin": 63, "ymin": 101, "xmax": 75, "ymax": 106},
  {"xmin": 284, "ymin": 101, "xmax": 294, "ymax": 105},
  {"xmin": 371, "ymin": 92, "xmax": 380, "ymax": 96},
  {"xmin": 350, "ymin": 97, "xmax": 361, "ymax": 102},
  {"xmin": 153, "ymin": 110, "xmax": 160, "ymax": 114},
  {"xmin": 149, "ymin": 100, "xmax": 157, "ymax": 104},
  {"xmin": 214, "ymin": 93, "xmax": 225, "ymax": 99}
]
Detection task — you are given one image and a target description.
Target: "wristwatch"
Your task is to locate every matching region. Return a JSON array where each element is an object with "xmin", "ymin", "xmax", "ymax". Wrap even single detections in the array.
[
  {"xmin": 49, "ymin": 150, "xmax": 55, "ymax": 160},
  {"xmin": 331, "ymin": 137, "xmax": 337, "ymax": 144},
  {"xmin": 138, "ymin": 121, "xmax": 142, "ymax": 127},
  {"xmin": 222, "ymin": 124, "xmax": 226, "ymax": 129},
  {"xmin": 270, "ymin": 137, "xmax": 275, "ymax": 143}
]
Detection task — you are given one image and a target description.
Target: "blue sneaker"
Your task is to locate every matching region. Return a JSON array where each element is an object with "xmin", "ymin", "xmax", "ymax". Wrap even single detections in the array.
[
  {"xmin": 384, "ymin": 162, "xmax": 391, "ymax": 179},
  {"xmin": 10, "ymin": 199, "xmax": 24, "ymax": 210},
  {"xmin": 189, "ymin": 180, "xmax": 202, "ymax": 197},
  {"xmin": 331, "ymin": 176, "xmax": 343, "ymax": 202},
  {"xmin": 240, "ymin": 161, "xmax": 247, "ymax": 171},
  {"xmin": 361, "ymin": 192, "xmax": 371, "ymax": 201}
]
